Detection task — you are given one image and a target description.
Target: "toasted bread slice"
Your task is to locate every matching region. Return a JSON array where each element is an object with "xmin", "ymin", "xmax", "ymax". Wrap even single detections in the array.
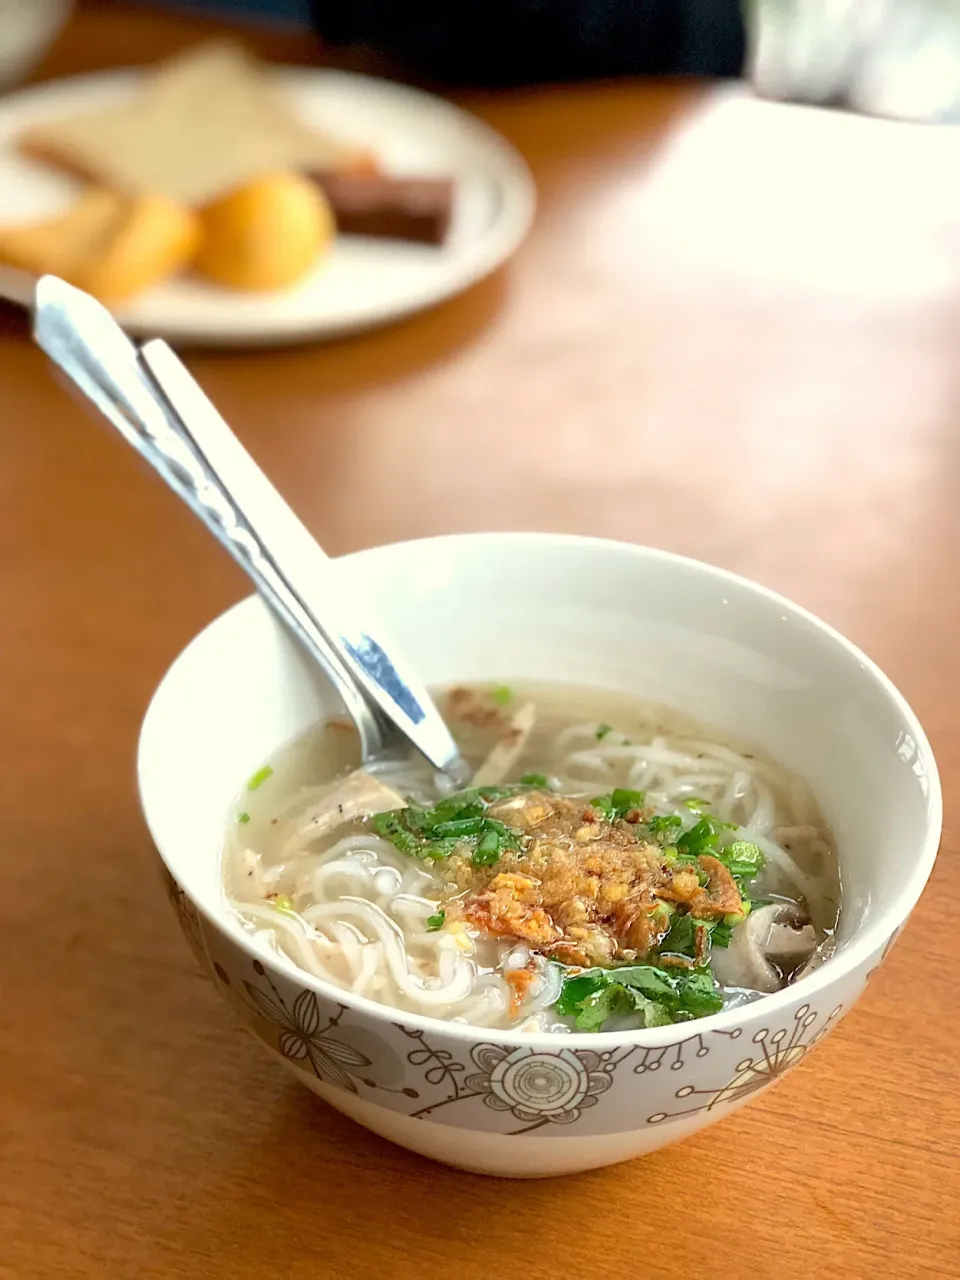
[
  {"xmin": 0, "ymin": 188, "xmax": 200, "ymax": 302},
  {"xmin": 19, "ymin": 40, "xmax": 369, "ymax": 207}
]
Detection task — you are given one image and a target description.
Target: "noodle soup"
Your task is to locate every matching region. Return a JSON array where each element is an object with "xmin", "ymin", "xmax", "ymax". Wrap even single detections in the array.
[{"xmin": 223, "ymin": 684, "xmax": 840, "ymax": 1034}]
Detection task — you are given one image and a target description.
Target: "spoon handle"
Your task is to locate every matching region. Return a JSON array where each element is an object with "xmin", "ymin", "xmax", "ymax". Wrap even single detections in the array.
[
  {"xmin": 138, "ymin": 337, "xmax": 470, "ymax": 785},
  {"xmin": 32, "ymin": 274, "xmax": 386, "ymax": 761},
  {"xmin": 33, "ymin": 275, "xmax": 470, "ymax": 784}
]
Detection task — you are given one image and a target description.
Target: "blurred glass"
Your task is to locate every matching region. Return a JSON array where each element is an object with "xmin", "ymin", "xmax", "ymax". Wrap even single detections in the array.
[
  {"xmin": 749, "ymin": 0, "xmax": 960, "ymax": 123},
  {"xmin": 0, "ymin": 0, "xmax": 72, "ymax": 91}
]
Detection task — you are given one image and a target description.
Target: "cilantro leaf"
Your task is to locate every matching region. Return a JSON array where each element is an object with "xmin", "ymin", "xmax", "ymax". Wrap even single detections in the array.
[
  {"xmin": 658, "ymin": 913, "xmax": 699, "ymax": 958},
  {"xmin": 556, "ymin": 963, "xmax": 723, "ymax": 1031},
  {"xmin": 569, "ymin": 983, "xmax": 632, "ymax": 1031},
  {"xmin": 577, "ymin": 984, "xmax": 672, "ymax": 1032},
  {"xmin": 658, "ymin": 909, "xmax": 745, "ymax": 960}
]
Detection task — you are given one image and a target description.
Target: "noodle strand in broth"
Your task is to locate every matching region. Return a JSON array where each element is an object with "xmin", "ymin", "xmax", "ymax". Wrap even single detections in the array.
[{"xmin": 224, "ymin": 684, "xmax": 840, "ymax": 1033}]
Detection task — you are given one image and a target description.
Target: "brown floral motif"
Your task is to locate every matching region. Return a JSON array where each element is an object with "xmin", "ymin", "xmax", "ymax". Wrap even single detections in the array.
[
  {"xmin": 398, "ymin": 1026, "xmax": 466, "ymax": 1096},
  {"xmin": 463, "ymin": 1045, "xmax": 612, "ymax": 1133},
  {"xmin": 647, "ymin": 1003, "xmax": 842, "ymax": 1125},
  {"xmin": 241, "ymin": 970, "xmax": 372, "ymax": 1094},
  {"xmin": 161, "ymin": 867, "xmax": 205, "ymax": 967},
  {"xmin": 630, "ymin": 1031, "xmax": 717, "ymax": 1075}
]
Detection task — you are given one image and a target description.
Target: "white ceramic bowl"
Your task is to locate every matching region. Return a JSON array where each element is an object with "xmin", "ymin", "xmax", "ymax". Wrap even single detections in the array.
[{"xmin": 138, "ymin": 534, "xmax": 941, "ymax": 1177}]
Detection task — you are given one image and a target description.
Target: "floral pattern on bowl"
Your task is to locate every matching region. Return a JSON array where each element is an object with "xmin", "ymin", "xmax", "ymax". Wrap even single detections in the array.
[{"xmin": 166, "ymin": 869, "xmax": 883, "ymax": 1142}]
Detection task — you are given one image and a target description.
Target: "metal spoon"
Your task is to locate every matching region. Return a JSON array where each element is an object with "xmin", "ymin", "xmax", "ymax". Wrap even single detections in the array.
[{"xmin": 32, "ymin": 275, "xmax": 471, "ymax": 786}]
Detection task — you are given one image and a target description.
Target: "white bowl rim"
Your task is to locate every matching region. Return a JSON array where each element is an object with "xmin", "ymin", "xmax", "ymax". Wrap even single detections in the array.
[{"xmin": 139, "ymin": 531, "xmax": 943, "ymax": 1050}]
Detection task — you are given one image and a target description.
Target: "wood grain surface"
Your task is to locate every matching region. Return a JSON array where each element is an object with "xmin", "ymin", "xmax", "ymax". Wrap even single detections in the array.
[{"xmin": 0, "ymin": 5, "xmax": 956, "ymax": 1278}]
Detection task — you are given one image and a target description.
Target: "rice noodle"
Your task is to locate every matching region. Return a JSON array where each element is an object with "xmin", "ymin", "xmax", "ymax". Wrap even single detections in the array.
[{"xmin": 226, "ymin": 686, "xmax": 840, "ymax": 1031}]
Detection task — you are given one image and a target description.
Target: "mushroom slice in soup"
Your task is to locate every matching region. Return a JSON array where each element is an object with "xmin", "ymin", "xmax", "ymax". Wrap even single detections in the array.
[{"xmin": 710, "ymin": 901, "xmax": 817, "ymax": 994}]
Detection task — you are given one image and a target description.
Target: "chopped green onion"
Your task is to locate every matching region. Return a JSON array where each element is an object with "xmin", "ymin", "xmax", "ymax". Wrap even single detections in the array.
[
  {"xmin": 718, "ymin": 841, "xmax": 766, "ymax": 889},
  {"xmin": 590, "ymin": 794, "xmax": 615, "ymax": 819},
  {"xmin": 676, "ymin": 816, "xmax": 726, "ymax": 857},
  {"xmin": 723, "ymin": 899, "xmax": 753, "ymax": 927},
  {"xmin": 372, "ymin": 785, "xmax": 524, "ymax": 868},
  {"xmin": 422, "ymin": 838, "xmax": 465, "ymax": 861},
  {"xmin": 371, "ymin": 811, "xmax": 422, "ymax": 855},
  {"xmin": 246, "ymin": 765, "xmax": 274, "ymax": 792},
  {"xmin": 429, "ymin": 816, "xmax": 486, "ymax": 838},
  {"xmin": 595, "ymin": 723, "xmax": 612, "ymax": 740},
  {"xmin": 426, "ymin": 911, "xmax": 446, "ymax": 931},
  {"xmin": 683, "ymin": 796, "xmax": 711, "ymax": 810},
  {"xmin": 611, "ymin": 788, "xmax": 645, "ymax": 814},
  {"xmin": 647, "ymin": 813, "xmax": 683, "ymax": 839},
  {"xmin": 591, "ymin": 789, "xmax": 646, "ymax": 822},
  {"xmin": 520, "ymin": 772, "xmax": 549, "ymax": 788},
  {"xmin": 472, "ymin": 827, "xmax": 505, "ymax": 865},
  {"xmin": 237, "ymin": 811, "xmax": 250, "ymax": 825},
  {"xmin": 490, "ymin": 685, "xmax": 513, "ymax": 705},
  {"xmin": 272, "ymin": 894, "xmax": 294, "ymax": 914}
]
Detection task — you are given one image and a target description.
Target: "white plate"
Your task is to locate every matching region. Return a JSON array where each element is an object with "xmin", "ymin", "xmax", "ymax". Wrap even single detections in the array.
[{"xmin": 0, "ymin": 66, "xmax": 535, "ymax": 345}]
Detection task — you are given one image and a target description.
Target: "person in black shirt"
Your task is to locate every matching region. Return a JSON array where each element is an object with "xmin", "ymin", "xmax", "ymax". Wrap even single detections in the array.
[
  {"xmin": 309, "ymin": 0, "xmax": 746, "ymax": 86},
  {"xmin": 163, "ymin": 2, "xmax": 960, "ymax": 122}
]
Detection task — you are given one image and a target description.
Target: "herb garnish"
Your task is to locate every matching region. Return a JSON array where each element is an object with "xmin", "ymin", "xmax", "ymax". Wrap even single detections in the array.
[
  {"xmin": 595, "ymin": 723, "xmax": 612, "ymax": 740},
  {"xmin": 371, "ymin": 783, "xmax": 529, "ymax": 867},
  {"xmin": 710, "ymin": 922, "xmax": 734, "ymax": 948},
  {"xmin": 589, "ymin": 788, "xmax": 646, "ymax": 821},
  {"xmin": 682, "ymin": 796, "xmax": 712, "ymax": 811},
  {"xmin": 647, "ymin": 813, "xmax": 683, "ymax": 840},
  {"xmin": 556, "ymin": 964, "xmax": 723, "ymax": 1031},
  {"xmin": 675, "ymin": 814, "xmax": 734, "ymax": 856},
  {"xmin": 490, "ymin": 685, "xmax": 514, "ymax": 705},
  {"xmin": 237, "ymin": 811, "xmax": 250, "ymax": 824},
  {"xmin": 658, "ymin": 912, "xmax": 711, "ymax": 959},
  {"xmin": 520, "ymin": 772, "xmax": 549, "ymax": 788},
  {"xmin": 426, "ymin": 910, "xmax": 446, "ymax": 931},
  {"xmin": 246, "ymin": 765, "xmax": 274, "ymax": 792},
  {"xmin": 674, "ymin": 814, "xmax": 760, "ymax": 899},
  {"xmin": 721, "ymin": 840, "xmax": 765, "ymax": 881}
]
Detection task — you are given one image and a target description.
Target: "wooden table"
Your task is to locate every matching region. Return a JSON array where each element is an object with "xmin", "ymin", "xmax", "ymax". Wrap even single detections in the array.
[{"xmin": 1, "ymin": 6, "xmax": 957, "ymax": 1277}]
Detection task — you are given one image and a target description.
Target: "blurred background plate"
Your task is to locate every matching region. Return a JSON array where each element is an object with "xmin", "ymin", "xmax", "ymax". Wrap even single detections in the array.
[{"xmin": 0, "ymin": 65, "xmax": 535, "ymax": 344}]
